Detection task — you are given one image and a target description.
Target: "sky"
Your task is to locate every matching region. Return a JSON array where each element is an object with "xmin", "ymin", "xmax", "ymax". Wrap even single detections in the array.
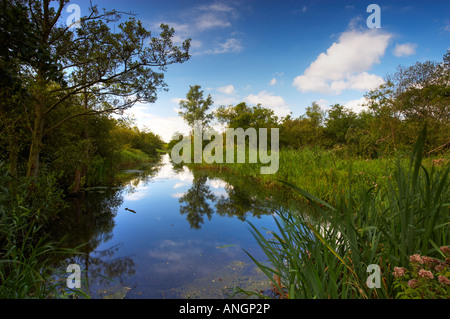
[{"xmin": 68, "ymin": 0, "xmax": 450, "ymax": 142}]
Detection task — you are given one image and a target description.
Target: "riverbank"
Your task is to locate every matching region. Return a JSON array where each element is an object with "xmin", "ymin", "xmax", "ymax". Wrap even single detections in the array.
[
  {"xmin": 0, "ymin": 153, "xmax": 162, "ymax": 299},
  {"xmin": 185, "ymin": 136, "xmax": 450, "ymax": 299},
  {"xmin": 187, "ymin": 146, "xmax": 449, "ymax": 203}
]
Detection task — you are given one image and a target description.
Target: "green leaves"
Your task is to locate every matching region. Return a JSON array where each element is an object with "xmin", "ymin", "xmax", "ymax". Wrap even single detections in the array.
[
  {"xmin": 178, "ymin": 85, "xmax": 214, "ymax": 131},
  {"xmin": 244, "ymin": 125, "xmax": 449, "ymax": 299}
]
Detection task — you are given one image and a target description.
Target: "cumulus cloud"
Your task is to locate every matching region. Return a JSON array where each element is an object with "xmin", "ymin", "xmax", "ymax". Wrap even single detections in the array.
[
  {"xmin": 269, "ymin": 78, "xmax": 277, "ymax": 86},
  {"xmin": 244, "ymin": 91, "xmax": 291, "ymax": 117},
  {"xmin": 292, "ymin": 29, "xmax": 392, "ymax": 94},
  {"xmin": 217, "ymin": 85, "xmax": 236, "ymax": 95},
  {"xmin": 393, "ymin": 43, "xmax": 417, "ymax": 57},
  {"xmin": 155, "ymin": 2, "xmax": 241, "ymax": 55},
  {"xmin": 344, "ymin": 97, "xmax": 369, "ymax": 113},
  {"xmin": 202, "ymin": 38, "xmax": 243, "ymax": 55},
  {"xmin": 122, "ymin": 102, "xmax": 190, "ymax": 142}
]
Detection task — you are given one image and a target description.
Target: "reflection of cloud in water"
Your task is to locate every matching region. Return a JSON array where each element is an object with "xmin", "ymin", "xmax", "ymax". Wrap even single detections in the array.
[
  {"xmin": 124, "ymin": 185, "xmax": 152, "ymax": 201},
  {"xmin": 171, "ymin": 192, "xmax": 185, "ymax": 198},
  {"xmin": 152, "ymin": 155, "xmax": 194, "ymax": 182},
  {"xmin": 148, "ymin": 239, "xmax": 202, "ymax": 262},
  {"xmin": 207, "ymin": 179, "xmax": 229, "ymax": 189},
  {"xmin": 146, "ymin": 239, "xmax": 244, "ymax": 276},
  {"xmin": 173, "ymin": 182, "xmax": 185, "ymax": 189}
]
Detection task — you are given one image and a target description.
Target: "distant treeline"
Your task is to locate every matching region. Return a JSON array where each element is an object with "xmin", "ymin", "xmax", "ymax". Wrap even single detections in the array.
[{"xmin": 170, "ymin": 51, "xmax": 449, "ymax": 160}]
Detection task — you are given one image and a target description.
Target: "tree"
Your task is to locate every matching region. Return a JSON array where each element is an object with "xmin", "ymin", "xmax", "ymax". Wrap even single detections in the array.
[
  {"xmin": 178, "ymin": 85, "xmax": 214, "ymax": 135},
  {"xmin": 305, "ymin": 101, "xmax": 325, "ymax": 128},
  {"xmin": 3, "ymin": 0, "xmax": 190, "ymax": 177},
  {"xmin": 0, "ymin": 0, "xmax": 41, "ymax": 177},
  {"xmin": 364, "ymin": 50, "xmax": 449, "ymax": 153},
  {"xmin": 215, "ymin": 102, "xmax": 279, "ymax": 129},
  {"xmin": 324, "ymin": 104, "xmax": 359, "ymax": 145}
]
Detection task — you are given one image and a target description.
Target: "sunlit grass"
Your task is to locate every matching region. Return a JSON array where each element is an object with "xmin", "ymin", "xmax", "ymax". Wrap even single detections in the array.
[{"xmin": 241, "ymin": 127, "xmax": 449, "ymax": 299}]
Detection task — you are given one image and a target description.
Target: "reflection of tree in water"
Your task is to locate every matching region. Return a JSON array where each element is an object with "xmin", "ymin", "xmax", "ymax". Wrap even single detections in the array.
[
  {"xmin": 49, "ymin": 188, "xmax": 135, "ymax": 293},
  {"xmin": 178, "ymin": 170, "xmax": 279, "ymax": 229},
  {"xmin": 65, "ymin": 243, "xmax": 135, "ymax": 291},
  {"xmin": 179, "ymin": 173, "xmax": 216, "ymax": 229},
  {"xmin": 50, "ymin": 188, "xmax": 122, "ymax": 251},
  {"xmin": 48, "ymin": 159, "xmax": 164, "ymax": 294},
  {"xmin": 179, "ymin": 165, "xmax": 304, "ymax": 229},
  {"xmin": 215, "ymin": 181, "xmax": 272, "ymax": 221}
]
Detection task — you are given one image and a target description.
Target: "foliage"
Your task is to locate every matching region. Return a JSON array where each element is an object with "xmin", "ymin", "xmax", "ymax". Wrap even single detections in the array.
[
  {"xmin": 179, "ymin": 85, "xmax": 214, "ymax": 133},
  {"xmin": 393, "ymin": 250, "xmax": 450, "ymax": 299},
  {"xmin": 215, "ymin": 102, "xmax": 279, "ymax": 130},
  {"xmin": 0, "ymin": 162, "xmax": 87, "ymax": 298},
  {"xmin": 0, "ymin": 0, "xmax": 190, "ymax": 177},
  {"xmin": 243, "ymin": 127, "xmax": 449, "ymax": 299}
]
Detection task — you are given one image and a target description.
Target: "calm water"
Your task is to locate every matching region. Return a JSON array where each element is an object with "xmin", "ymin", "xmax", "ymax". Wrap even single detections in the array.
[{"xmin": 50, "ymin": 154, "xmax": 299, "ymax": 299}]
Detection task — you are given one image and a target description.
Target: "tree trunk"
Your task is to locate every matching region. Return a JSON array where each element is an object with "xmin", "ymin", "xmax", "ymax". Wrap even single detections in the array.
[
  {"xmin": 70, "ymin": 167, "xmax": 82, "ymax": 194},
  {"xmin": 8, "ymin": 139, "xmax": 18, "ymax": 178},
  {"xmin": 26, "ymin": 101, "xmax": 45, "ymax": 178}
]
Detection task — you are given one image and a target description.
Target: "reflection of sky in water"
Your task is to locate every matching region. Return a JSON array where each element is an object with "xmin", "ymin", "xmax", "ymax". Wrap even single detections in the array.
[{"xmin": 87, "ymin": 155, "xmax": 276, "ymax": 298}]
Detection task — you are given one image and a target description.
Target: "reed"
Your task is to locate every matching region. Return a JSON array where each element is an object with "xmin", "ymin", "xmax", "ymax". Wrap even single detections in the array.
[
  {"xmin": 0, "ymin": 166, "xmax": 88, "ymax": 298},
  {"xmin": 243, "ymin": 126, "xmax": 449, "ymax": 299}
]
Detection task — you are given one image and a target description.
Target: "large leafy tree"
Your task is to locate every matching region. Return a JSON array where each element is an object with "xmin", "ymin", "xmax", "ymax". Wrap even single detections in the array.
[
  {"xmin": 215, "ymin": 102, "xmax": 278, "ymax": 129},
  {"xmin": 3, "ymin": 0, "xmax": 190, "ymax": 177},
  {"xmin": 178, "ymin": 85, "xmax": 214, "ymax": 135},
  {"xmin": 364, "ymin": 50, "xmax": 449, "ymax": 152}
]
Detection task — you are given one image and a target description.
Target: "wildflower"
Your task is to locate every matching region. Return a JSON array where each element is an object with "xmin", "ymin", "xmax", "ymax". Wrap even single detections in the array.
[
  {"xmin": 440, "ymin": 246, "xmax": 450, "ymax": 256},
  {"xmin": 393, "ymin": 267, "xmax": 407, "ymax": 278},
  {"xmin": 407, "ymin": 279, "xmax": 419, "ymax": 288},
  {"xmin": 438, "ymin": 275, "xmax": 450, "ymax": 285},
  {"xmin": 410, "ymin": 254, "xmax": 423, "ymax": 264},
  {"xmin": 422, "ymin": 256, "xmax": 438, "ymax": 267},
  {"xmin": 418, "ymin": 269, "xmax": 434, "ymax": 279},
  {"xmin": 435, "ymin": 264, "xmax": 446, "ymax": 272}
]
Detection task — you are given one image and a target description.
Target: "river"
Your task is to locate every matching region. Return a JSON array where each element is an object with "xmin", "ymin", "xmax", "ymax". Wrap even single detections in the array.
[{"xmin": 49, "ymin": 154, "xmax": 300, "ymax": 299}]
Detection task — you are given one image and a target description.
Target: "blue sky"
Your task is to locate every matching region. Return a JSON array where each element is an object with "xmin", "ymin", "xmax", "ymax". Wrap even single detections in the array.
[{"xmin": 69, "ymin": 0, "xmax": 449, "ymax": 141}]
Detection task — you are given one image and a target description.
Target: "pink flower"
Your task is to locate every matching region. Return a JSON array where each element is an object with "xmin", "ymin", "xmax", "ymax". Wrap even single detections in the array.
[
  {"xmin": 393, "ymin": 267, "xmax": 407, "ymax": 278},
  {"xmin": 418, "ymin": 269, "xmax": 434, "ymax": 279},
  {"xmin": 440, "ymin": 246, "xmax": 450, "ymax": 256},
  {"xmin": 435, "ymin": 264, "xmax": 446, "ymax": 272},
  {"xmin": 408, "ymin": 279, "xmax": 419, "ymax": 288},
  {"xmin": 410, "ymin": 254, "xmax": 423, "ymax": 264},
  {"xmin": 438, "ymin": 275, "xmax": 450, "ymax": 285},
  {"xmin": 421, "ymin": 256, "xmax": 438, "ymax": 267}
]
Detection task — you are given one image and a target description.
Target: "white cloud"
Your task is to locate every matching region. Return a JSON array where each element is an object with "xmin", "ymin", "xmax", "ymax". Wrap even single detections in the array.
[
  {"xmin": 244, "ymin": 91, "xmax": 291, "ymax": 117},
  {"xmin": 198, "ymin": 3, "xmax": 234, "ymax": 13},
  {"xmin": 122, "ymin": 103, "xmax": 190, "ymax": 142},
  {"xmin": 315, "ymin": 99, "xmax": 330, "ymax": 110},
  {"xmin": 217, "ymin": 85, "xmax": 236, "ymax": 95},
  {"xmin": 445, "ymin": 21, "xmax": 450, "ymax": 32},
  {"xmin": 344, "ymin": 97, "xmax": 369, "ymax": 113},
  {"xmin": 195, "ymin": 13, "xmax": 231, "ymax": 30},
  {"xmin": 202, "ymin": 38, "xmax": 243, "ymax": 55},
  {"xmin": 292, "ymin": 29, "xmax": 392, "ymax": 94},
  {"xmin": 269, "ymin": 78, "xmax": 277, "ymax": 86},
  {"xmin": 171, "ymin": 97, "xmax": 183, "ymax": 104},
  {"xmin": 393, "ymin": 43, "xmax": 417, "ymax": 57},
  {"xmin": 213, "ymin": 95, "xmax": 239, "ymax": 106},
  {"xmin": 154, "ymin": 2, "xmax": 241, "ymax": 55}
]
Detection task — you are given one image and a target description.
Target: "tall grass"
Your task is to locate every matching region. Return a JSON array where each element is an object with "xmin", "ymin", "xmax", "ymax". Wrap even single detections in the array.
[
  {"xmin": 0, "ymin": 164, "xmax": 88, "ymax": 298},
  {"xmin": 189, "ymin": 145, "xmax": 414, "ymax": 204},
  {"xmin": 243, "ymin": 126, "xmax": 449, "ymax": 299}
]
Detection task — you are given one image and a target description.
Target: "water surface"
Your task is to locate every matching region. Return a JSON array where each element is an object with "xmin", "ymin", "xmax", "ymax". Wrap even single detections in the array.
[{"xmin": 52, "ymin": 154, "xmax": 298, "ymax": 298}]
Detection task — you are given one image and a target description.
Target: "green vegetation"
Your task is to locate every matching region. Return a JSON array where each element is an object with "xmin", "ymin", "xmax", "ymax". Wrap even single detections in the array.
[
  {"xmin": 171, "ymin": 51, "xmax": 449, "ymax": 299},
  {"xmin": 1, "ymin": 0, "xmax": 448, "ymax": 300},
  {"xmin": 244, "ymin": 128, "xmax": 449, "ymax": 299},
  {"xmin": 0, "ymin": 0, "xmax": 189, "ymax": 298}
]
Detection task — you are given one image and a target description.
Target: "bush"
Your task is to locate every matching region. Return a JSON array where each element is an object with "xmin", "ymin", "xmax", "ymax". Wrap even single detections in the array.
[{"xmin": 393, "ymin": 249, "xmax": 450, "ymax": 299}]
